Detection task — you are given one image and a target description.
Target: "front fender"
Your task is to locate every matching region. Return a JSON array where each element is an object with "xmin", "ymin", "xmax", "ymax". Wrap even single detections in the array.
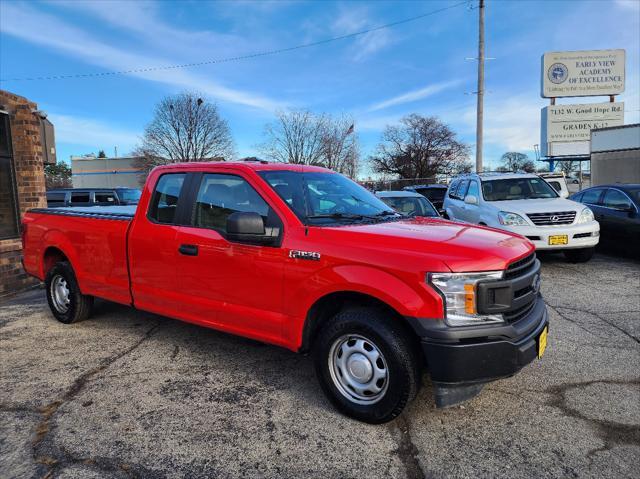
[{"xmin": 288, "ymin": 264, "xmax": 442, "ymax": 347}]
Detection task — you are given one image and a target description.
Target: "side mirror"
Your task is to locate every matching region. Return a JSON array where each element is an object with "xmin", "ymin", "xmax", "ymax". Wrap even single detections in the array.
[
  {"xmin": 559, "ymin": 191, "xmax": 569, "ymax": 198},
  {"xmin": 464, "ymin": 195, "xmax": 478, "ymax": 205},
  {"xmin": 437, "ymin": 208, "xmax": 446, "ymax": 217},
  {"xmin": 226, "ymin": 212, "xmax": 275, "ymax": 245}
]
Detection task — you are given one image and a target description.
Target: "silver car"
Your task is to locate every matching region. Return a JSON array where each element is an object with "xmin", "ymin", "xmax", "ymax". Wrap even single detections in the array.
[{"xmin": 375, "ymin": 190, "xmax": 440, "ymax": 218}]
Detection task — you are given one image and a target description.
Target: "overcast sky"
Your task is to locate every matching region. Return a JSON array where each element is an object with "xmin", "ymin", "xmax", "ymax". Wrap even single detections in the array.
[{"xmin": 1, "ymin": 0, "xmax": 638, "ymax": 177}]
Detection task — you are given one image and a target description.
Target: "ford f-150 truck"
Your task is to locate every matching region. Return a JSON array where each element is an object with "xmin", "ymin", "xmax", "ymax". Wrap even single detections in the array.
[{"xmin": 22, "ymin": 161, "xmax": 549, "ymax": 423}]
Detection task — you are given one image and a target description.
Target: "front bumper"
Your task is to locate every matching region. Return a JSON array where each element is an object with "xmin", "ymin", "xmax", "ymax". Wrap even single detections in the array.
[
  {"xmin": 498, "ymin": 221, "xmax": 600, "ymax": 250},
  {"xmin": 407, "ymin": 295, "xmax": 548, "ymax": 407}
]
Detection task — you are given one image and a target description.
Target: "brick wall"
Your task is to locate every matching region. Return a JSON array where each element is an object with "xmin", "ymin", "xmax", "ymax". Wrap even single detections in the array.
[{"xmin": 0, "ymin": 90, "xmax": 47, "ymax": 298}]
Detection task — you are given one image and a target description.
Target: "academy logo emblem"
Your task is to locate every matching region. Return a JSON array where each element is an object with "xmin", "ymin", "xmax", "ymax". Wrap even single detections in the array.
[{"xmin": 548, "ymin": 63, "xmax": 568, "ymax": 84}]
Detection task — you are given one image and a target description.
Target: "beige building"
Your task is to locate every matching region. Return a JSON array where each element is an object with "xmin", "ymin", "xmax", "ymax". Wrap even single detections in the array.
[
  {"xmin": 71, "ymin": 156, "xmax": 144, "ymax": 188},
  {"xmin": 590, "ymin": 124, "xmax": 640, "ymax": 186}
]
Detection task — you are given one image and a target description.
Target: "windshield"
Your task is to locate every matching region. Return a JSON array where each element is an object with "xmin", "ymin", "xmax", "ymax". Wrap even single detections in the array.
[
  {"xmin": 481, "ymin": 178, "xmax": 558, "ymax": 201},
  {"xmin": 118, "ymin": 189, "xmax": 142, "ymax": 203},
  {"xmin": 380, "ymin": 196, "xmax": 438, "ymax": 217},
  {"xmin": 259, "ymin": 171, "xmax": 398, "ymax": 224}
]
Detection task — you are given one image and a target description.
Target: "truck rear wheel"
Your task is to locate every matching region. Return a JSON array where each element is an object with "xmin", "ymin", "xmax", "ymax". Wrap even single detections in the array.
[
  {"xmin": 45, "ymin": 261, "xmax": 93, "ymax": 324},
  {"xmin": 313, "ymin": 307, "xmax": 420, "ymax": 423},
  {"xmin": 564, "ymin": 247, "xmax": 595, "ymax": 263}
]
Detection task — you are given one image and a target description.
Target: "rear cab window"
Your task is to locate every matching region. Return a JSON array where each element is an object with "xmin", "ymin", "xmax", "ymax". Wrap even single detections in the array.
[{"xmin": 148, "ymin": 173, "xmax": 186, "ymax": 224}]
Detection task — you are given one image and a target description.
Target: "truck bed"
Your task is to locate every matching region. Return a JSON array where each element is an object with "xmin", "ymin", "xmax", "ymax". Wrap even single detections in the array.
[{"xmin": 22, "ymin": 206, "xmax": 135, "ymax": 306}]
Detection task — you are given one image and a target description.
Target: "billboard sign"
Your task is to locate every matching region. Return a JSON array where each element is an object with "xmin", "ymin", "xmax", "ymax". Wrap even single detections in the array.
[
  {"xmin": 541, "ymin": 49, "xmax": 625, "ymax": 98},
  {"xmin": 542, "ymin": 102, "xmax": 624, "ymax": 143}
]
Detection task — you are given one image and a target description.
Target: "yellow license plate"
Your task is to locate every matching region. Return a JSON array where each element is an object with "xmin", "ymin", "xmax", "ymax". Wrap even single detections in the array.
[
  {"xmin": 548, "ymin": 235, "xmax": 568, "ymax": 245},
  {"xmin": 538, "ymin": 326, "xmax": 548, "ymax": 359}
]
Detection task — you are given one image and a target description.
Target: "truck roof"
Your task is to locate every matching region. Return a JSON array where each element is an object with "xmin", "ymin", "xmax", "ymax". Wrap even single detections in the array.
[{"xmin": 154, "ymin": 161, "xmax": 332, "ymax": 174}]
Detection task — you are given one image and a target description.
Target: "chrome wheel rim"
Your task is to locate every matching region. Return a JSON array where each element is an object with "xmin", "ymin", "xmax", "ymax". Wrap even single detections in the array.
[
  {"xmin": 51, "ymin": 275, "xmax": 71, "ymax": 313},
  {"xmin": 328, "ymin": 334, "xmax": 389, "ymax": 405}
]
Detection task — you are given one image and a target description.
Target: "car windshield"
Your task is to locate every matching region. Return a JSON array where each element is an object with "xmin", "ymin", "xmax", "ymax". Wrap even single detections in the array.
[
  {"xmin": 259, "ymin": 171, "xmax": 399, "ymax": 224},
  {"xmin": 118, "ymin": 189, "xmax": 141, "ymax": 203},
  {"xmin": 481, "ymin": 178, "xmax": 558, "ymax": 201},
  {"xmin": 380, "ymin": 196, "xmax": 438, "ymax": 217}
]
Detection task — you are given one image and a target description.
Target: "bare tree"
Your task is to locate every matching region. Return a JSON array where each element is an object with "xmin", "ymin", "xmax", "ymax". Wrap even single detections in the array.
[
  {"xmin": 320, "ymin": 115, "xmax": 359, "ymax": 178},
  {"xmin": 259, "ymin": 109, "xmax": 360, "ymax": 178},
  {"xmin": 500, "ymin": 152, "xmax": 535, "ymax": 172},
  {"xmin": 369, "ymin": 114, "xmax": 470, "ymax": 179},
  {"xmin": 556, "ymin": 160, "xmax": 579, "ymax": 175},
  {"xmin": 259, "ymin": 110, "xmax": 326, "ymax": 165},
  {"xmin": 134, "ymin": 92, "xmax": 234, "ymax": 181}
]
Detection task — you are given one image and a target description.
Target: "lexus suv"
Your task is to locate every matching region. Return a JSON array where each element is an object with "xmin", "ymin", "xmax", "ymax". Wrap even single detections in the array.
[{"xmin": 443, "ymin": 172, "xmax": 599, "ymax": 262}]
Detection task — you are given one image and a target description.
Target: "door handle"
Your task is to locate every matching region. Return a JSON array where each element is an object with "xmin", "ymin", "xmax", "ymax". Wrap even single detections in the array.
[{"xmin": 178, "ymin": 244, "xmax": 198, "ymax": 256}]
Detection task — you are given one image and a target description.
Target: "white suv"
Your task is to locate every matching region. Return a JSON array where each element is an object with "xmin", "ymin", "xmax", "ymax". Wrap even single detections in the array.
[{"xmin": 443, "ymin": 173, "xmax": 600, "ymax": 262}]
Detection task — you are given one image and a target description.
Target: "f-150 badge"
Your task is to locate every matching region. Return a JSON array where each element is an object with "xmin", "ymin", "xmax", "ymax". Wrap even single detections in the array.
[{"xmin": 289, "ymin": 250, "xmax": 321, "ymax": 261}]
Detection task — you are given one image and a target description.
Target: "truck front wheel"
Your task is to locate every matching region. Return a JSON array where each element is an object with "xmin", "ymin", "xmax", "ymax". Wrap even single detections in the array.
[
  {"xmin": 313, "ymin": 307, "xmax": 420, "ymax": 423},
  {"xmin": 45, "ymin": 261, "xmax": 93, "ymax": 324}
]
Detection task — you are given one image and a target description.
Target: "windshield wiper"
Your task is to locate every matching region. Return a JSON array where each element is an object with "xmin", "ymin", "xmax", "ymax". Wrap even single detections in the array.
[
  {"xmin": 372, "ymin": 210, "xmax": 400, "ymax": 217},
  {"xmin": 306, "ymin": 210, "xmax": 400, "ymax": 223},
  {"xmin": 306, "ymin": 213, "xmax": 366, "ymax": 221}
]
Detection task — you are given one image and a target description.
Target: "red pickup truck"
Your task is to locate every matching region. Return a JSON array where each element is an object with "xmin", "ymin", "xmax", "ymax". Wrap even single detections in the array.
[{"xmin": 22, "ymin": 161, "xmax": 548, "ymax": 423}]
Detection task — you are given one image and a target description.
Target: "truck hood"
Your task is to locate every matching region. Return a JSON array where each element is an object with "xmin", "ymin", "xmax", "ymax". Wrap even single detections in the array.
[
  {"xmin": 487, "ymin": 197, "xmax": 585, "ymax": 215},
  {"xmin": 320, "ymin": 218, "xmax": 533, "ymax": 273}
]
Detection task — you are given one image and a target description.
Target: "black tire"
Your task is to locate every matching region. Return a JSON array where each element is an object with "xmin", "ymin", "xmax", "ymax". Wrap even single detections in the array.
[
  {"xmin": 45, "ymin": 261, "xmax": 93, "ymax": 324},
  {"xmin": 313, "ymin": 307, "xmax": 421, "ymax": 424},
  {"xmin": 564, "ymin": 247, "xmax": 595, "ymax": 263}
]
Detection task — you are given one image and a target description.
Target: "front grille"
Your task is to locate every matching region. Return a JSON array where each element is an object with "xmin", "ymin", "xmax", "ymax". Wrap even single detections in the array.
[
  {"xmin": 477, "ymin": 252, "xmax": 540, "ymax": 324},
  {"xmin": 504, "ymin": 253, "xmax": 536, "ymax": 279},
  {"xmin": 526, "ymin": 211, "xmax": 576, "ymax": 226},
  {"xmin": 503, "ymin": 299, "xmax": 536, "ymax": 323}
]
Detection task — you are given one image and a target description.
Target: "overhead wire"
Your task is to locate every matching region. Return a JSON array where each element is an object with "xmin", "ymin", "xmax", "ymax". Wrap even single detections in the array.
[{"xmin": 0, "ymin": 1, "xmax": 472, "ymax": 82}]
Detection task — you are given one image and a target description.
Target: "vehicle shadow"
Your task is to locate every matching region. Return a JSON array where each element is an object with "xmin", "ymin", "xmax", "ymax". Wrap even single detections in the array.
[
  {"xmin": 88, "ymin": 298, "xmax": 439, "ymax": 413},
  {"xmin": 87, "ymin": 298, "xmax": 335, "ymax": 410}
]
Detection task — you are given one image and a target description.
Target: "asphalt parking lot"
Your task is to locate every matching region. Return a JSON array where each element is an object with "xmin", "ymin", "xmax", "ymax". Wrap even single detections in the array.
[{"xmin": 1, "ymin": 252, "xmax": 639, "ymax": 479}]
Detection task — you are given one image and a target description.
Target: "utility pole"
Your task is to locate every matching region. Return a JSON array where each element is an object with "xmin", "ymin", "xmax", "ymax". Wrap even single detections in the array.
[{"xmin": 475, "ymin": 0, "xmax": 485, "ymax": 173}]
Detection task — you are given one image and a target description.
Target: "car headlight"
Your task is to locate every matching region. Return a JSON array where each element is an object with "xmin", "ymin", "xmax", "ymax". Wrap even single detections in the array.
[
  {"xmin": 498, "ymin": 211, "xmax": 528, "ymax": 226},
  {"xmin": 429, "ymin": 271, "xmax": 504, "ymax": 326},
  {"xmin": 576, "ymin": 207, "xmax": 594, "ymax": 224}
]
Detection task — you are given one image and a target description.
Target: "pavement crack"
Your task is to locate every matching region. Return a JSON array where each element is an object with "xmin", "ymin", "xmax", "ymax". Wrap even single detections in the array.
[
  {"xmin": 547, "ymin": 302, "xmax": 640, "ymax": 344},
  {"xmin": 170, "ymin": 345, "xmax": 179, "ymax": 361},
  {"xmin": 388, "ymin": 415, "xmax": 426, "ymax": 479},
  {"xmin": 0, "ymin": 403, "xmax": 41, "ymax": 415},
  {"xmin": 30, "ymin": 322, "xmax": 162, "ymax": 477}
]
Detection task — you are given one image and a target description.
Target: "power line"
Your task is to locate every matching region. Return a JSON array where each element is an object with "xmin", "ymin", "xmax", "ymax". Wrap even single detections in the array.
[{"xmin": 0, "ymin": 1, "xmax": 471, "ymax": 83}]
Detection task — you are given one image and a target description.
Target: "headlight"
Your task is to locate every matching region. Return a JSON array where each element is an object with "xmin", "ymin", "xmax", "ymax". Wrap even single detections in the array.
[
  {"xmin": 576, "ymin": 207, "xmax": 594, "ymax": 224},
  {"xmin": 498, "ymin": 211, "xmax": 528, "ymax": 226},
  {"xmin": 429, "ymin": 271, "xmax": 504, "ymax": 326}
]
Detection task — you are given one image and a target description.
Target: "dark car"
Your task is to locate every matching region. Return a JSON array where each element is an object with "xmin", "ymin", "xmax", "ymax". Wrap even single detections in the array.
[
  {"xmin": 403, "ymin": 184, "xmax": 448, "ymax": 211},
  {"xmin": 46, "ymin": 188, "xmax": 142, "ymax": 208},
  {"xmin": 570, "ymin": 184, "xmax": 640, "ymax": 244}
]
